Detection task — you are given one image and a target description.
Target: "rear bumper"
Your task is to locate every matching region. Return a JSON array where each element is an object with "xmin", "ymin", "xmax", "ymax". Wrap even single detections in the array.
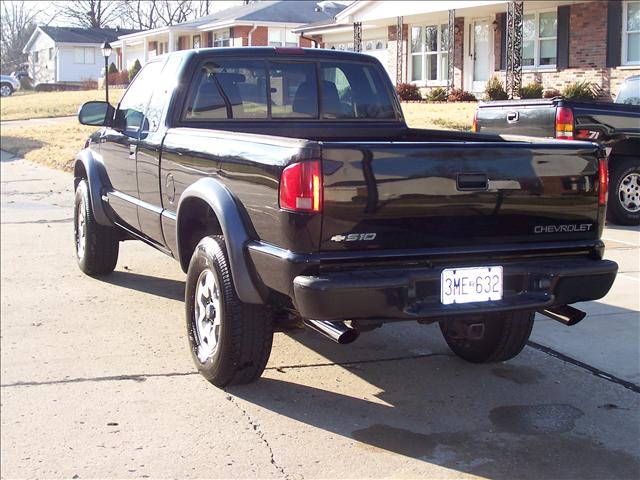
[{"xmin": 291, "ymin": 257, "xmax": 617, "ymax": 321}]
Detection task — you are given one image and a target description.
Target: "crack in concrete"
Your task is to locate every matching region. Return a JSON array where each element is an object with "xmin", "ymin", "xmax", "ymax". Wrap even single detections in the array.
[
  {"xmin": 225, "ymin": 393, "xmax": 293, "ymax": 479},
  {"xmin": 1, "ymin": 217, "xmax": 73, "ymax": 225}
]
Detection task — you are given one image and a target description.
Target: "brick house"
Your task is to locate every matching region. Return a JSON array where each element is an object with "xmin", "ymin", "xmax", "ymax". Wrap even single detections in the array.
[
  {"xmin": 110, "ymin": 1, "xmax": 346, "ymax": 71},
  {"xmin": 294, "ymin": 0, "xmax": 640, "ymax": 100}
]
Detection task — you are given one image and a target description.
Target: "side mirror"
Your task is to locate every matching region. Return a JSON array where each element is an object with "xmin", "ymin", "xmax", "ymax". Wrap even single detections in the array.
[{"xmin": 78, "ymin": 101, "xmax": 114, "ymax": 126}]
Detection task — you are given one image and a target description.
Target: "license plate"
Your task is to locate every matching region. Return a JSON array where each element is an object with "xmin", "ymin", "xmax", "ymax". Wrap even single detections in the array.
[{"xmin": 441, "ymin": 266, "xmax": 503, "ymax": 305}]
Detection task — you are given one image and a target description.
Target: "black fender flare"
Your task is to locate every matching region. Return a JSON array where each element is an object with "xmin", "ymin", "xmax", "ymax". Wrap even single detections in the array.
[
  {"xmin": 176, "ymin": 178, "xmax": 265, "ymax": 305},
  {"xmin": 73, "ymin": 149, "xmax": 114, "ymax": 226}
]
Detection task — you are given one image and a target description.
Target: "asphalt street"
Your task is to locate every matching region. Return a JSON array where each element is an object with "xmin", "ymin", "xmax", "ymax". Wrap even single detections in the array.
[{"xmin": 1, "ymin": 151, "xmax": 639, "ymax": 479}]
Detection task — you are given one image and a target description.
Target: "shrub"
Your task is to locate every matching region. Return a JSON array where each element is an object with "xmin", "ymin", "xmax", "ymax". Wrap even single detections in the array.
[
  {"xmin": 519, "ymin": 82, "xmax": 544, "ymax": 99},
  {"xmin": 426, "ymin": 86, "xmax": 448, "ymax": 102},
  {"xmin": 561, "ymin": 81, "xmax": 596, "ymax": 101},
  {"xmin": 128, "ymin": 59, "xmax": 142, "ymax": 82},
  {"xmin": 396, "ymin": 82, "xmax": 422, "ymax": 101},
  {"xmin": 484, "ymin": 76, "xmax": 508, "ymax": 100},
  {"xmin": 81, "ymin": 79, "xmax": 98, "ymax": 90},
  {"xmin": 108, "ymin": 71, "xmax": 130, "ymax": 86},
  {"xmin": 447, "ymin": 88, "xmax": 477, "ymax": 102},
  {"xmin": 108, "ymin": 62, "xmax": 118, "ymax": 74},
  {"xmin": 543, "ymin": 88, "xmax": 561, "ymax": 98}
]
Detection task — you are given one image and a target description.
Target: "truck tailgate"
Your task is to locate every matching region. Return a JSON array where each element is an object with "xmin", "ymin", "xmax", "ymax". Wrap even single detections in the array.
[
  {"xmin": 476, "ymin": 99, "xmax": 556, "ymax": 137},
  {"xmin": 320, "ymin": 141, "xmax": 603, "ymax": 251}
]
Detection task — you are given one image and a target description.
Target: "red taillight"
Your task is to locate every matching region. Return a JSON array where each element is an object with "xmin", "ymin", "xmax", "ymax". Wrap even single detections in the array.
[
  {"xmin": 471, "ymin": 110, "xmax": 478, "ymax": 133},
  {"xmin": 598, "ymin": 156, "xmax": 608, "ymax": 206},
  {"xmin": 274, "ymin": 47, "xmax": 305, "ymax": 55},
  {"xmin": 279, "ymin": 160, "xmax": 322, "ymax": 212},
  {"xmin": 555, "ymin": 106, "xmax": 574, "ymax": 140}
]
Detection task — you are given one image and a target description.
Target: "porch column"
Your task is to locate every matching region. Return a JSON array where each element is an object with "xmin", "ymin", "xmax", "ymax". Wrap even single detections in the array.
[
  {"xmin": 447, "ymin": 9, "xmax": 455, "ymax": 91},
  {"xmin": 353, "ymin": 22, "xmax": 362, "ymax": 52},
  {"xmin": 396, "ymin": 16, "xmax": 403, "ymax": 85},
  {"xmin": 505, "ymin": 1, "xmax": 523, "ymax": 98},
  {"xmin": 121, "ymin": 43, "xmax": 127, "ymax": 70},
  {"xmin": 143, "ymin": 39, "xmax": 148, "ymax": 63},
  {"xmin": 168, "ymin": 30, "xmax": 176, "ymax": 52}
]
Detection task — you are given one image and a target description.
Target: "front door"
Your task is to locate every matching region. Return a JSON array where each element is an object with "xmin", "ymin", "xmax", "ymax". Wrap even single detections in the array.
[{"xmin": 472, "ymin": 18, "xmax": 491, "ymax": 92}]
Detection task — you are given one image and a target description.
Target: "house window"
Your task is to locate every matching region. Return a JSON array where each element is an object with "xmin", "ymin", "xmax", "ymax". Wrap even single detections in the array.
[
  {"xmin": 623, "ymin": 1, "xmax": 640, "ymax": 65},
  {"xmin": 74, "ymin": 47, "xmax": 95, "ymax": 64},
  {"xmin": 268, "ymin": 28, "xmax": 298, "ymax": 47},
  {"xmin": 364, "ymin": 39, "xmax": 387, "ymax": 51},
  {"xmin": 213, "ymin": 30, "xmax": 230, "ymax": 47},
  {"xmin": 523, "ymin": 11, "xmax": 557, "ymax": 68},
  {"xmin": 193, "ymin": 35, "xmax": 201, "ymax": 49},
  {"xmin": 410, "ymin": 24, "xmax": 449, "ymax": 84},
  {"xmin": 48, "ymin": 48, "xmax": 54, "ymax": 60}
]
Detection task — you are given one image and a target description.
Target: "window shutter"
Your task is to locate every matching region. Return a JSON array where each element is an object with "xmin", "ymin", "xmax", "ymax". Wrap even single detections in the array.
[
  {"xmin": 557, "ymin": 6, "xmax": 570, "ymax": 69},
  {"xmin": 607, "ymin": 1, "xmax": 622, "ymax": 67},
  {"xmin": 499, "ymin": 12, "xmax": 507, "ymax": 70}
]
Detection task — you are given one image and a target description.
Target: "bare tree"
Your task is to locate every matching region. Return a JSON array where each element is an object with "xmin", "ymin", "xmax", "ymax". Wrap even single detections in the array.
[
  {"xmin": 120, "ymin": 1, "xmax": 216, "ymax": 30},
  {"xmin": 0, "ymin": 1, "xmax": 43, "ymax": 73},
  {"xmin": 53, "ymin": 0, "xmax": 123, "ymax": 29}
]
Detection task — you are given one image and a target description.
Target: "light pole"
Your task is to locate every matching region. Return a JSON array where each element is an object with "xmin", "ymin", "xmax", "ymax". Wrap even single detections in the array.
[{"xmin": 101, "ymin": 40, "xmax": 112, "ymax": 104}]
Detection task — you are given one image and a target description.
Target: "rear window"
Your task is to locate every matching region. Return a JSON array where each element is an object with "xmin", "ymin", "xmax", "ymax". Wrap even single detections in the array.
[{"xmin": 182, "ymin": 58, "xmax": 396, "ymax": 121}]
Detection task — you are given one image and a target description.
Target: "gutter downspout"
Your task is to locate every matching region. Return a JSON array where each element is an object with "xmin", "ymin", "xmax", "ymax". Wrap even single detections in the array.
[
  {"xmin": 299, "ymin": 31, "xmax": 318, "ymax": 48},
  {"xmin": 247, "ymin": 24, "xmax": 258, "ymax": 46}
]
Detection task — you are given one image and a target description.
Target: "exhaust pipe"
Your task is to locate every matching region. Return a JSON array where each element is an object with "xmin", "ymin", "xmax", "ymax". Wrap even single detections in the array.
[
  {"xmin": 539, "ymin": 305, "xmax": 587, "ymax": 326},
  {"xmin": 304, "ymin": 319, "xmax": 359, "ymax": 344}
]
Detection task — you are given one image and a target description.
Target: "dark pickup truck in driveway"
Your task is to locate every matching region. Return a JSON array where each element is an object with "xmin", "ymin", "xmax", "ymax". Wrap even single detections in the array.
[
  {"xmin": 74, "ymin": 47, "xmax": 617, "ymax": 387},
  {"xmin": 474, "ymin": 80, "xmax": 640, "ymax": 226}
]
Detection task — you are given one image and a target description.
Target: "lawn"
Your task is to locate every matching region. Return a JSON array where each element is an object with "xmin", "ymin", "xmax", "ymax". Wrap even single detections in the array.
[
  {"xmin": 1, "ymin": 121, "xmax": 97, "ymax": 171},
  {"xmin": 0, "ymin": 88, "xmax": 126, "ymax": 121},
  {"xmin": 0, "ymin": 100, "xmax": 478, "ymax": 173}
]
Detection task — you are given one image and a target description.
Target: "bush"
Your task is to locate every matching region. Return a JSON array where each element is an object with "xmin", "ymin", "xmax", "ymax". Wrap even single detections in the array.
[
  {"xmin": 128, "ymin": 59, "xmax": 142, "ymax": 82},
  {"xmin": 108, "ymin": 71, "xmax": 130, "ymax": 86},
  {"xmin": 519, "ymin": 83, "xmax": 544, "ymax": 99},
  {"xmin": 543, "ymin": 88, "xmax": 561, "ymax": 98},
  {"xmin": 108, "ymin": 62, "xmax": 118, "ymax": 74},
  {"xmin": 396, "ymin": 82, "xmax": 422, "ymax": 101},
  {"xmin": 426, "ymin": 86, "xmax": 448, "ymax": 102},
  {"xmin": 81, "ymin": 79, "xmax": 98, "ymax": 90},
  {"xmin": 484, "ymin": 76, "xmax": 508, "ymax": 100},
  {"xmin": 561, "ymin": 81, "xmax": 595, "ymax": 101},
  {"xmin": 447, "ymin": 89, "xmax": 477, "ymax": 102}
]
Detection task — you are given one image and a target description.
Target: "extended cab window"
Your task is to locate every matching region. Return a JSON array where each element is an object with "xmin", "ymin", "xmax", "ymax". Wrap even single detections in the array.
[
  {"xmin": 269, "ymin": 62, "xmax": 318, "ymax": 118},
  {"xmin": 184, "ymin": 60, "xmax": 268, "ymax": 120},
  {"xmin": 320, "ymin": 62, "xmax": 395, "ymax": 119},
  {"xmin": 115, "ymin": 61, "xmax": 164, "ymax": 135}
]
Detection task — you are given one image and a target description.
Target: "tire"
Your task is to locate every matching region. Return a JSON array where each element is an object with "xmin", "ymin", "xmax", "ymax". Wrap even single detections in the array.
[
  {"xmin": 74, "ymin": 179, "xmax": 119, "ymax": 275},
  {"xmin": 185, "ymin": 235, "xmax": 273, "ymax": 387},
  {"xmin": 607, "ymin": 157, "xmax": 640, "ymax": 226},
  {"xmin": 439, "ymin": 311, "xmax": 534, "ymax": 363},
  {"xmin": 0, "ymin": 83, "xmax": 14, "ymax": 97}
]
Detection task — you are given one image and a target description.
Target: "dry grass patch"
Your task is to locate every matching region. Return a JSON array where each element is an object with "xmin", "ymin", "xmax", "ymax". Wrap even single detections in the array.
[
  {"xmin": 0, "ymin": 120, "xmax": 97, "ymax": 171},
  {"xmin": 1, "ymin": 89, "xmax": 125, "ymax": 121},
  {"xmin": 401, "ymin": 102, "xmax": 477, "ymax": 131}
]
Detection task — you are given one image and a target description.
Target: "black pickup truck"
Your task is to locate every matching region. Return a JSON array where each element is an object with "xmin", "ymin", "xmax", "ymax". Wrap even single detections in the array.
[
  {"xmin": 474, "ymin": 78, "xmax": 640, "ymax": 226},
  {"xmin": 75, "ymin": 48, "xmax": 617, "ymax": 387}
]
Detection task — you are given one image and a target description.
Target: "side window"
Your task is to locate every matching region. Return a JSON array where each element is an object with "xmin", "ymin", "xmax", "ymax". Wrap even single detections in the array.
[
  {"xmin": 115, "ymin": 61, "xmax": 164, "ymax": 135},
  {"xmin": 183, "ymin": 59, "xmax": 267, "ymax": 120},
  {"xmin": 269, "ymin": 62, "xmax": 318, "ymax": 118},
  {"xmin": 143, "ymin": 56, "xmax": 183, "ymax": 133},
  {"xmin": 320, "ymin": 62, "xmax": 395, "ymax": 119}
]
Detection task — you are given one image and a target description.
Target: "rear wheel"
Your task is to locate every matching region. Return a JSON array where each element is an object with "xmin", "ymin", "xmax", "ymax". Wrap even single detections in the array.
[
  {"xmin": 185, "ymin": 235, "xmax": 273, "ymax": 387},
  {"xmin": 607, "ymin": 157, "xmax": 640, "ymax": 226},
  {"xmin": 439, "ymin": 311, "xmax": 534, "ymax": 363},
  {"xmin": 74, "ymin": 179, "xmax": 119, "ymax": 275},
  {"xmin": 0, "ymin": 83, "xmax": 13, "ymax": 97}
]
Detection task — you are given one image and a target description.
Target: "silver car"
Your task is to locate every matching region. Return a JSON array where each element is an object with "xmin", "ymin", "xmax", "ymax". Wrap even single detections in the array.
[{"xmin": 0, "ymin": 74, "xmax": 21, "ymax": 97}]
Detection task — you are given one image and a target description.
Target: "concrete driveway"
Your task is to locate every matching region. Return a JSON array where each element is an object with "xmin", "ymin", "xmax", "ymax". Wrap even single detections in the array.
[{"xmin": 1, "ymin": 153, "xmax": 639, "ymax": 479}]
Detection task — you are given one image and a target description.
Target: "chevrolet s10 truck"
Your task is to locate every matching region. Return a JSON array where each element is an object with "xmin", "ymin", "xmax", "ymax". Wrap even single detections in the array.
[{"xmin": 74, "ymin": 48, "xmax": 617, "ymax": 387}]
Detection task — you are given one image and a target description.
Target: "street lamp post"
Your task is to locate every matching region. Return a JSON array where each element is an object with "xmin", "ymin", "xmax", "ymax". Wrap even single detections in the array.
[{"xmin": 101, "ymin": 41, "xmax": 112, "ymax": 104}]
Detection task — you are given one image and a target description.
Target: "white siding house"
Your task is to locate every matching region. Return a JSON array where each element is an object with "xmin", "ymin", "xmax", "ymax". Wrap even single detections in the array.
[{"xmin": 23, "ymin": 26, "xmax": 139, "ymax": 85}]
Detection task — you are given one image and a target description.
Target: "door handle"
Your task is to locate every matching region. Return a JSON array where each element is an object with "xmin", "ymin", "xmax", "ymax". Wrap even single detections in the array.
[
  {"xmin": 129, "ymin": 144, "xmax": 137, "ymax": 160},
  {"xmin": 457, "ymin": 173, "xmax": 488, "ymax": 191},
  {"xmin": 506, "ymin": 111, "xmax": 519, "ymax": 123}
]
